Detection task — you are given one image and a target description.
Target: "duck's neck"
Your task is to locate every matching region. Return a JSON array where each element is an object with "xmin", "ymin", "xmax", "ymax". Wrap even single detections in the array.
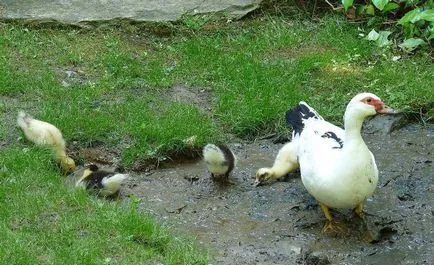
[
  {"xmin": 55, "ymin": 148, "xmax": 67, "ymax": 159},
  {"xmin": 344, "ymin": 112, "xmax": 365, "ymax": 145}
]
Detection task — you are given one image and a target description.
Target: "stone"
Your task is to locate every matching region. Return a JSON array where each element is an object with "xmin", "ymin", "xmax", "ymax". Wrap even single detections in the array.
[
  {"xmin": 0, "ymin": 0, "xmax": 262, "ymax": 25},
  {"xmin": 363, "ymin": 114, "xmax": 407, "ymax": 135}
]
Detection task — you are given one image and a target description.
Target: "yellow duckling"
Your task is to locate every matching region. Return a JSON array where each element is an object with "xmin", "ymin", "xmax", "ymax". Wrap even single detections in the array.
[
  {"xmin": 16, "ymin": 111, "xmax": 76, "ymax": 173},
  {"xmin": 254, "ymin": 141, "xmax": 299, "ymax": 186}
]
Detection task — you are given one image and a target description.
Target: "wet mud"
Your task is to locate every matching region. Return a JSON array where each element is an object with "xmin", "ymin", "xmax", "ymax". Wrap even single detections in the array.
[{"xmin": 122, "ymin": 123, "xmax": 433, "ymax": 265}]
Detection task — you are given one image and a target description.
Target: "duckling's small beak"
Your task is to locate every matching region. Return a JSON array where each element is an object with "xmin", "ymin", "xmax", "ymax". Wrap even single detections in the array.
[
  {"xmin": 377, "ymin": 105, "xmax": 398, "ymax": 114},
  {"xmin": 254, "ymin": 179, "xmax": 262, "ymax": 187}
]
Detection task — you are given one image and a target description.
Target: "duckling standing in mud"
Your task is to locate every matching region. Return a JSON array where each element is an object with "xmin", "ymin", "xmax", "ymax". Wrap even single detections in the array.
[
  {"xmin": 16, "ymin": 111, "xmax": 76, "ymax": 173},
  {"xmin": 203, "ymin": 144, "xmax": 236, "ymax": 183},
  {"xmin": 75, "ymin": 164, "xmax": 128, "ymax": 197}
]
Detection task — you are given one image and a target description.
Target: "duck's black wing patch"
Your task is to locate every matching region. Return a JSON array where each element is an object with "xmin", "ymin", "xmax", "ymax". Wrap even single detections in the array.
[
  {"xmin": 321, "ymin": 131, "xmax": 343, "ymax": 149},
  {"xmin": 286, "ymin": 102, "xmax": 322, "ymax": 136}
]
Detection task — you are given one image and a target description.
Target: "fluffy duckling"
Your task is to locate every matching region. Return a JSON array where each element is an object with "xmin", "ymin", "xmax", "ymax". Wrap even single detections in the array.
[
  {"xmin": 75, "ymin": 164, "xmax": 128, "ymax": 197},
  {"xmin": 254, "ymin": 141, "xmax": 299, "ymax": 186},
  {"xmin": 203, "ymin": 144, "xmax": 236, "ymax": 182},
  {"xmin": 17, "ymin": 111, "xmax": 76, "ymax": 173}
]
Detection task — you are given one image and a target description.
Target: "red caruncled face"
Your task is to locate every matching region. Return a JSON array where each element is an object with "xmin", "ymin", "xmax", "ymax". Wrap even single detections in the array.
[{"xmin": 361, "ymin": 97, "xmax": 384, "ymax": 111}]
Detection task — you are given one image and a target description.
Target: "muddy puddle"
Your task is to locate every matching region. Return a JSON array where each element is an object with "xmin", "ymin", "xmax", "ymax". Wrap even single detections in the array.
[{"xmin": 120, "ymin": 122, "xmax": 433, "ymax": 265}]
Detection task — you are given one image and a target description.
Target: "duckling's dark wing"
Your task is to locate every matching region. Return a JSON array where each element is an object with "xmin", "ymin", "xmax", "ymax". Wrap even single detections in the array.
[
  {"xmin": 216, "ymin": 144, "xmax": 235, "ymax": 174},
  {"xmin": 84, "ymin": 171, "xmax": 112, "ymax": 190}
]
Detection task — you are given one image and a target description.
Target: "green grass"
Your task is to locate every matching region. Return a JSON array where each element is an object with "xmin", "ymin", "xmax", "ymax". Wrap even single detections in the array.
[
  {"xmin": 2, "ymin": 16, "xmax": 433, "ymax": 150},
  {"xmin": 0, "ymin": 12, "xmax": 433, "ymax": 264},
  {"xmin": 0, "ymin": 146, "xmax": 207, "ymax": 264}
]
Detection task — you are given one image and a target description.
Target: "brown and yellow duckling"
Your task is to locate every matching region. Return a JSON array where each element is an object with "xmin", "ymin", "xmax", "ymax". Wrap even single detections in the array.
[{"xmin": 75, "ymin": 164, "xmax": 128, "ymax": 197}]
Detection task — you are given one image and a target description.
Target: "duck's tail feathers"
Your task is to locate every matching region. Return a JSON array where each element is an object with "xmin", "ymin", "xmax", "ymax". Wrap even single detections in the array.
[
  {"xmin": 285, "ymin": 101, "xmax": 323, "ymax": 137},
  {"xmin": 101, "ymin": 174, "xmax": 128, "ymax": 195}
]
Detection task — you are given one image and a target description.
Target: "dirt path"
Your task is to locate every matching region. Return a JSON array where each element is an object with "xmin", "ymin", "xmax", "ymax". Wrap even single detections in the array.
[{"xmin": 123, "ymin": 123, "xmax": 433, "ymax": 264}]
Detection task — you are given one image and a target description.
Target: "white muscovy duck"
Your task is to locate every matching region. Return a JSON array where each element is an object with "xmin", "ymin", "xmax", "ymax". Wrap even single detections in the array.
[{"xmin": 255, "ymin": 92, "xmax": 396, "ymax": 231}]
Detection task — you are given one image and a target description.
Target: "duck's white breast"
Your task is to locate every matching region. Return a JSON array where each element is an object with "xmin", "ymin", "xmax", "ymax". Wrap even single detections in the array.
[{"xmin": 297, "ymin": 120, "xmax": 378, "ymax": 209}]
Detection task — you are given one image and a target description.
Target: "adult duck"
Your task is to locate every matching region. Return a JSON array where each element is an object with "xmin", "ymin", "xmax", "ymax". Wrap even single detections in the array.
[{"xmin": 255, "ymin": 93, "xmax": 396, "ymax": 231}]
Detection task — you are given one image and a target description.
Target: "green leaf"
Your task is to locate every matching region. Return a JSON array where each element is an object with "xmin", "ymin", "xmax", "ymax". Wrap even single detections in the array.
[
  {"xmin": 356, "ymin": 5, "xmax": 366, "ymax": 16},
  {"xmin": 399, "ymin": 38, "xmax": 426, "ymax": 52},
  {"xmin": 365, "ymin": 4, "xmax": 376, "ymax": 15},
  {"xmin": 376, "ymin": 31, "xmax": 392, "ymax": 47},
  {"xmin": 372, "ymin": 0, "xmax": 389, "ymax": 11},
  {"xmin": 416, "ymin": 9, "xmax": 434, "ymax": 22},
  {"xmin": 382, "ymin": 2, "xmax": 400, "ymax": 13},
  {"xmin": 397, "ymin": 8, "xmax": 434, "ymax": 24},
  {"xmin": 398, "ymin": 9, "xmax": 420, "ymax": 24},
  {"xmin": 366, "ymin": 29, "xmax": 392, "ymax": 47},
  {"xmin": 429, "ymin": 26, "xmax": 434, "ymax": 39},
  {"xmin": 342, "ymin": 0, "xmax": 354, "ymax": 11},
  {"xmin": 367, "ymin": 29, "xmax": 380, "ymax": 41}
]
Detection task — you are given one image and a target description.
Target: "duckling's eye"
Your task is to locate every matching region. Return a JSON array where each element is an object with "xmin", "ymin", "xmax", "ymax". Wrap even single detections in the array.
[{"xmin": 367, "ymin": 98, "xmax": 372, "ymax": 103}]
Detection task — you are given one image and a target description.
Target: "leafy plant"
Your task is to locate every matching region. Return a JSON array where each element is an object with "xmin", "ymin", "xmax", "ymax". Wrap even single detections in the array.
[
  {"xmin": 340, "ymin": 0, "xmax": 434, "ymax": 50},
  {"xmin": 366, "ymin": 29, "xmax": 393, "ymax": 47}
]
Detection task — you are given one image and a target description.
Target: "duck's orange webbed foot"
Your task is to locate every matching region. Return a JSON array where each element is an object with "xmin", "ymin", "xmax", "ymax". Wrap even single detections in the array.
[
  {"xmin": 354, "ymin": 201, "xmax": 365, "ymax": 219},
  {"xmin": 322, "ymin": 220, "xmax": 347, "ymax": 233},
  {"xmin": 320, "ymin": 202, "xmax": 347, "ymax": 234}
]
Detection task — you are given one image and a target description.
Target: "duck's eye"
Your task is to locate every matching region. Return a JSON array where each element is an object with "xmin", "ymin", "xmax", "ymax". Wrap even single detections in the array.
[{"xmin": 366, "ymin": 98, "xmax": 372, "ymax": 103}]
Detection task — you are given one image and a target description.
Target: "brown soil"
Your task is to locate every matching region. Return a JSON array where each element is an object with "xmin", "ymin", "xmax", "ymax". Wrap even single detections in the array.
[{"xmin": 119, "ymin": 122, "xmax": 433, "ymax": 265}]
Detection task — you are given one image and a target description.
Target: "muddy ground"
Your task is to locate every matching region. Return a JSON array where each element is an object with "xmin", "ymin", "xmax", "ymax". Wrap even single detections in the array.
[{"xmin": 115, "ymin": 120, "xmax": 433, "ymax": 265}]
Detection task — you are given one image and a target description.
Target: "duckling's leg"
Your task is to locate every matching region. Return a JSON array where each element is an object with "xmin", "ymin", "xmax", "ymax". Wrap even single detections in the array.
[
  {"xmin": 320, "ymin": 202, "xmax": 345, "ymax": 233},
  {"xmin": 210, "ymin": 173, "xmax": 219, "ymax": 181},
  {"xmin": 214, "ymin": 172, "xmax": 234, "ymax": 185},
  {"xmin": 225, "ymin": 177, "xmax": 236, "ymax": 185},
  {"xmin": 211, "ymin": 173, "xmax": 234, "ymax": 185},
  {"xmin": 110, "ymin": 190, "xmax": 122, "ymax": 201}
]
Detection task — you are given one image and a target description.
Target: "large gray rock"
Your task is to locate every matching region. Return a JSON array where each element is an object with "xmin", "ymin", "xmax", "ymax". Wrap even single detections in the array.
[
  {"xmin": 363, "ymin": 114, "xmax": 407, "ymax": 135},
  {"xmin": 0, "ymin": 0, "xmax": 262, "ymax": 25}
]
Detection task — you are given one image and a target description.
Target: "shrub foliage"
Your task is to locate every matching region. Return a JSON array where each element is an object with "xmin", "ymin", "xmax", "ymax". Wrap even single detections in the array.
[{"xmin": 339, "ymin": 0, "xmax": 433, "ymax": 50}]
